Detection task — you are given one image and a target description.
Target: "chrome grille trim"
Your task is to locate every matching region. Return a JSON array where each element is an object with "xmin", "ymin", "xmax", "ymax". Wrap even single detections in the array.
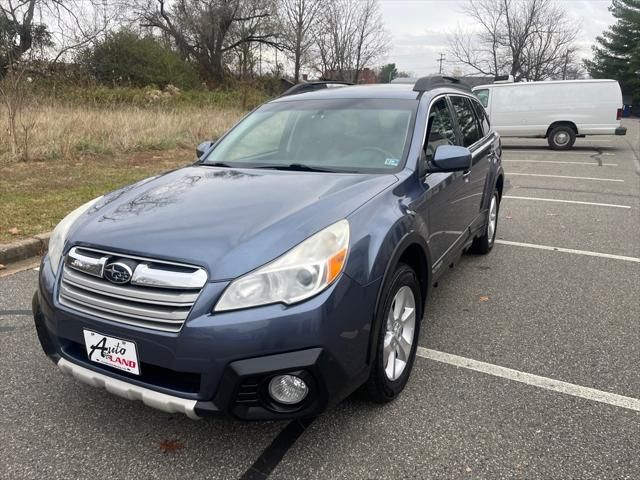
[
  {"xmin": 62, "ymin": 268, "xmax": 199, "ymax": 306},
  {"xmin": 60, "ymin": 283, "xmax": 188, "ymax": 321},
  {"xmin": 59, "ymin": 247, "xmax": 207, "ymax": 332}
]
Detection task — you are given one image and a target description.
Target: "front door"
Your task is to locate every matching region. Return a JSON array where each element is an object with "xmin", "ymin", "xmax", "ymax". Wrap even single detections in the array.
[{"xmin": 418, "ymin": 97, "xmax": 471, "ymax": 269}]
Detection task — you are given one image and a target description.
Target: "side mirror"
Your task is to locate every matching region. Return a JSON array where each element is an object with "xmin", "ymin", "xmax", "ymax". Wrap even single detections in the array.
[
  {"xmin": 427, "ymin": 145, "xmax": 472, "ymax": 172},
  {"xmin": 196, "ymin": 140, "xmax": 215, "ymax": 159}
]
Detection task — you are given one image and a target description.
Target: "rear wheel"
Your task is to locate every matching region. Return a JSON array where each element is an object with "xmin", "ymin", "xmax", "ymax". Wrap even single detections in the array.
[
  {"xmin": 470, "ymin": 190, "xmax": 499, "ymax": 255},
  {"xmin": 365, "ymin": 263, "xmax": 421, "ymax": 403},
  {"xmin": 547, "ymin": 125, "xmax": 576, "ymax": 150}
]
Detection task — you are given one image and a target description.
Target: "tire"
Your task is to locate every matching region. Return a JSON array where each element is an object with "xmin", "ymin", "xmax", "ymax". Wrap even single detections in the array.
[
  {"xmin": 547, "ymin": 125, "xmax": 576, "ymax": 150},
  {"xmin": 365, "ymin": 263, "xmax": 422, "ymax": 403},
  {"xmin": 470, "ymin": 190, "xmax": 499, "ymax": 255}
]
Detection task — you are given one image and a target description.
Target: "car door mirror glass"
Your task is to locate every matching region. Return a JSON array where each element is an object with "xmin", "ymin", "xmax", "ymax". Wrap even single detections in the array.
[
  {"xmin": 196, "ymin": 140, "xmax": 215, "ymax": 159},
  {"xmin": 428, "ymin": 145, "xmax": 472, "ymax": 172}
]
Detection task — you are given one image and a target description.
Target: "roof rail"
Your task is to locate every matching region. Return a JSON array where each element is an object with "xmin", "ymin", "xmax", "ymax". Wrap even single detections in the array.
[
  {"xmin": 280, "ymin": 81, "xmax": 354, "ymax": 97},
  {"xmin": 413, "ymin": 76, "xmax": 472, "ymax": 93}
]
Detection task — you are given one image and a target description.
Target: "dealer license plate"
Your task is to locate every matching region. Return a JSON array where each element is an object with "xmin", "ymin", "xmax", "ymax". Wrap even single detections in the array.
[{"xmin": 83, "ymin": 329, "xmax": 140, "ymax": 375}]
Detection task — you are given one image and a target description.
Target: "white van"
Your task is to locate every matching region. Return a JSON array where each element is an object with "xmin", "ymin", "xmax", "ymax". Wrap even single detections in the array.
[{"xmin": 472, "ymin": 80, "xmax": 626, "ymax": 149}]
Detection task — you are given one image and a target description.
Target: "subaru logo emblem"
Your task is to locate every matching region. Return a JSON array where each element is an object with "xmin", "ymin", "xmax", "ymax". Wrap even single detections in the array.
[{"xmin": 103, "ymin": 262, "xmax": 133, "ymax": 285}]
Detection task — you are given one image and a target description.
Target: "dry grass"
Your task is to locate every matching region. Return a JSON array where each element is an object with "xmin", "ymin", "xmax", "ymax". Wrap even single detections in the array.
[
  {"xmin": 0, "ymin": 104, "xmax": 245, "ymax": 243},
  {"xmin": 0, "ymin": 104, "xmax": 244, "ymax": 162}
]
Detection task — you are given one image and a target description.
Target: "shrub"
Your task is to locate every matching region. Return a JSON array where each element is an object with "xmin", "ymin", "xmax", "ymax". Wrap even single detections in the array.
[{"xmin": 80, "ymin": 29, "xmax": 199, "ymax": 89}]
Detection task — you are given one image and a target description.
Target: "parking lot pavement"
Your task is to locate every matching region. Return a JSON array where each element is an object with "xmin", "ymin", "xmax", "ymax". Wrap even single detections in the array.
[
  {"xmin": 1, "ymin": 120, "xmax": 639, "ymax": 479},
  {"xmin": 271, "ymin": 363, "xmax": 639, "ymax": 480},
  {"xmin": 0, "ymin": 273, "xmax": 285, "ymax": 480}
]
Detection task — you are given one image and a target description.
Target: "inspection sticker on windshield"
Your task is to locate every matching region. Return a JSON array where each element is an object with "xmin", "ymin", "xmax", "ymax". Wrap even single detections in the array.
[
  {"xmin": 83, "ymin": 329, "xmax": 140, "ymax": 375},
  {"xmin": 385, "ymin": 158, "xmax": 400, "ymax": 167}
]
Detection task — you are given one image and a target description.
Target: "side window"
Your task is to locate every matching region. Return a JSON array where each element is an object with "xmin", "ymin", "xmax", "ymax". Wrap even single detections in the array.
[
  {"xmin": 470, "ymin": 99, "xmax": 490, "ymax": 137},
  {"xmin": 450, "ymin": 96, "xmax": 482, "ymax": 147},
  {"xmin": 475, "ymin": 89, "xmax": 489, "ymax": 108},
  {"xmin": 424, "ymin": 98, "xmax": 457, "ymax": 161}
]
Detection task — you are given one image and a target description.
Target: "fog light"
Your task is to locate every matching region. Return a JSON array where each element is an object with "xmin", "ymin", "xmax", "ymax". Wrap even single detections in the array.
[{"xmin": 268, "ymin": 375, "xmax": 308, "ymax": 405}]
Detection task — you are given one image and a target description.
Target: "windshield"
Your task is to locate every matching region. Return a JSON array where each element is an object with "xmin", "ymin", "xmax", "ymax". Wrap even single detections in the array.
[{"xmin": 202, "ymin": 99, "xmax": 417, "ymax": 173}]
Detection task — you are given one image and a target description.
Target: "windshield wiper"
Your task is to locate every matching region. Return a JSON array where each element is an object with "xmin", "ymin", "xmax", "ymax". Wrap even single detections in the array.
[
  {"xmin": 205, "ymin": 161, "xmax": 234, "ymax": 168},
  {"xmin": 255, "ymin": 163, "xmax": 352, "ymax": 173}
]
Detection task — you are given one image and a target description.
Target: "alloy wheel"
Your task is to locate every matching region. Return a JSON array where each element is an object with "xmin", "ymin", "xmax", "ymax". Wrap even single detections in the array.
[{"xmin": 383, "ymin": 286, "xmax": 416, "ymax": 381}]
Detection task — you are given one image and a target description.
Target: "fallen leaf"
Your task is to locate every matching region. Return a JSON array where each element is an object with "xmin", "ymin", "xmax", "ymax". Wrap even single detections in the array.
[
  {"xmin": 159, "ymin": 439, "xmax": 185, "ymax": 454},
  {"xmin": 479, "ymin": 296, "xmax": 489, "ymax": 302},
  {"xmin": 465, "ymin": 466, "xmax": 472, "ymax": 473},
  {"xmin": 8, "ymin": 227, "xmax": 20, "ymax": 235},
  {"xmin": 0, "ymin": 264, "xmax": 6, "ymax": 270}
]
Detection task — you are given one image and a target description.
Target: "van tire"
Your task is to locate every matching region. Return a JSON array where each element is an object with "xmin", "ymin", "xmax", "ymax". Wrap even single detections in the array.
[{"xmin": 547, "ymin": 126, "xmax": 576, "ymax": 150}]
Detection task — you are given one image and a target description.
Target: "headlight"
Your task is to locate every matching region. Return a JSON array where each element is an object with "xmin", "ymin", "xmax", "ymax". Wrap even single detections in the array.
[
  {"xmin": 48, "ymin": 196, "xmax": 103, "ymax": 275},
  {"xmin": 215, "ymin": 220, "xmax": 350, "ymax": 311}
]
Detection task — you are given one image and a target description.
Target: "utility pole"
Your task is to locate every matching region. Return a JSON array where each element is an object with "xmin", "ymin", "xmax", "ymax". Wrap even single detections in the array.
[{"xmin": 438, "ymin": 53, "xmax": 445, "ymax": 74}]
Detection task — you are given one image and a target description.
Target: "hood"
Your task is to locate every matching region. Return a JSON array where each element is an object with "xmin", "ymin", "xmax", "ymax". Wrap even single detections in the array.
[{"xmin": 67, "ymin": 165, "xmax": 397, "ymax": 281}]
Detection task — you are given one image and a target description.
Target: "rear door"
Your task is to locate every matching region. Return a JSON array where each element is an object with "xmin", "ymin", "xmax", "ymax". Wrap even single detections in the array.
[{"xmin": 449, "ymin": 95, "xmax": 491, "ymax": 230}]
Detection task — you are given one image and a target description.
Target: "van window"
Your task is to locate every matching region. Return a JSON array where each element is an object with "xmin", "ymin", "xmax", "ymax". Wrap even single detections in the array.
[
  {"xmin": 475, "ymin": 89, "xmax": 489, "ymax": 108},
  {"xmin": 450, "ymin": 96, "xmax": 482, "ymax": 147},
  {"xmin": 470, "ymin": 99, "xmax": 490, "ymax": 136},
  {"xmin": 424, "ymin": 98, "xmax": 456, "ymax": 161}
]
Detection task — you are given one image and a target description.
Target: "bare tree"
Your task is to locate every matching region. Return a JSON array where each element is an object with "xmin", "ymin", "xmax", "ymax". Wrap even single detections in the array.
[
  {"xmin": 314, "ymin": 0, "xmax": 387, "ymax": 83},
  {"xmin": 137, "ymin": 0, "xmax": 282, "ymax": 83},
  {"xmin": 279, "ymin": 0, "xmax": 320, "ymax": 82},
  {"xmin": 448, "ymin": 0, "xmax": 581, "ymax": 81},
  {"xmin": 0, "ymin": 0, "xmax": 115, "ymax": 161},
  {"xmin": 1, "ymin": 1, "xmax": 51, "ymax": 75}
]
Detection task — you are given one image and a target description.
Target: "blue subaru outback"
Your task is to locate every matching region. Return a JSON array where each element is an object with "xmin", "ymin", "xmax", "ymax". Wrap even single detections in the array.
[{"xmin": 33, "ymin": 77, "xmax": 504, "ymax": 420}]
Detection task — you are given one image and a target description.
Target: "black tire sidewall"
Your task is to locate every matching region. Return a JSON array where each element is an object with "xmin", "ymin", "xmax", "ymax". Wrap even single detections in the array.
[
  {"xmin": 487, "ymin": 191, "xmax": 500, "ymax": 248},
  {"xmin": 548, "ymin": 126, "xmax": 576, "ymax": 150},
  {"xmin": 470, "ymin": 189, "xmax": 499, "ymax": 254},
  {"xmin": 367, "ymin": 263, "xmax": 422, "ymax": 401}
]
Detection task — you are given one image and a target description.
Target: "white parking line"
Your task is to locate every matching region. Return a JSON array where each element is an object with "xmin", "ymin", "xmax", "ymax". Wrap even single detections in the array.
[
  {"xmin": 495, "ymin": 240, "xmax": 640, "ymax": 263},
  {"xmin": 504, "ymin": 149, "xmax": 615, "ymax": 156},
  {"xmin": 503, "ymin": 195, "xmax": 631, "ymax": 209},
  {"xmin": 508, "ymin": 173, "xmax": 624, "ymax": 182},
  {"xmin": 417, "ymin": 347, "xmax": 640, "ymax": 412},
  {"xmin": 503, "ymin": 159, "xmax": 618, "ymax": 166}
]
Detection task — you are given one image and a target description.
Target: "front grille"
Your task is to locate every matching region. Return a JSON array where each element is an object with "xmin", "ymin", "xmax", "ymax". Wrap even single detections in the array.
[{"xmin": 58, "ymin": 247, "xmax": 207, "ymax": 333}]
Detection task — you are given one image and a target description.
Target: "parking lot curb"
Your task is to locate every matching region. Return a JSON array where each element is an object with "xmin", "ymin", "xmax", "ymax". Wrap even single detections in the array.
[{"xmin": 0, "ymin": 232, "xmax": 51, "ymax": 266}]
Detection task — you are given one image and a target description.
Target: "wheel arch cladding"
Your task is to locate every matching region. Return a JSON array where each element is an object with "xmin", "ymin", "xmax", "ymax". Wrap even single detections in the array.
[
  {"xmin": 495, "ymin": 174, "xmax": 504, "ymax": 201},
  {"xmin": 397, "ymin": 243, "xmax": 429, "ymax": 306}
]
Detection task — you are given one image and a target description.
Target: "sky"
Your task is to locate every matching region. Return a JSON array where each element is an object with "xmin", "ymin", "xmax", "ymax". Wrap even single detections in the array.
[{"xmin": 378, "ymin": 0, "xmax": 615, "ymax": 76}]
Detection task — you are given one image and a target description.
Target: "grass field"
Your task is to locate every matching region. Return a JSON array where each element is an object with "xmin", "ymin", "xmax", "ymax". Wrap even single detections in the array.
[{"xmin": 0, "ymin": 103, "xmax": 245, "ymax": 243}]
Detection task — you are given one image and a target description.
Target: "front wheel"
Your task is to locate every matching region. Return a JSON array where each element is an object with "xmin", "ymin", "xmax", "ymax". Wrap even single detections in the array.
[
  {"xmin": 470, "ymin": 190, "xmax": 499, "ymax": 254},
  {"xmin": 365, "ymin": 263, "xmax": 422, "ymax": 403}
]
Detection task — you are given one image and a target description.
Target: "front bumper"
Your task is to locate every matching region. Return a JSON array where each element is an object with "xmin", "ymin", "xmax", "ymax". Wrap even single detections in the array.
[{"xmin": 35, "ymin": 255, "xmax": 379, "ymax": 420}]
